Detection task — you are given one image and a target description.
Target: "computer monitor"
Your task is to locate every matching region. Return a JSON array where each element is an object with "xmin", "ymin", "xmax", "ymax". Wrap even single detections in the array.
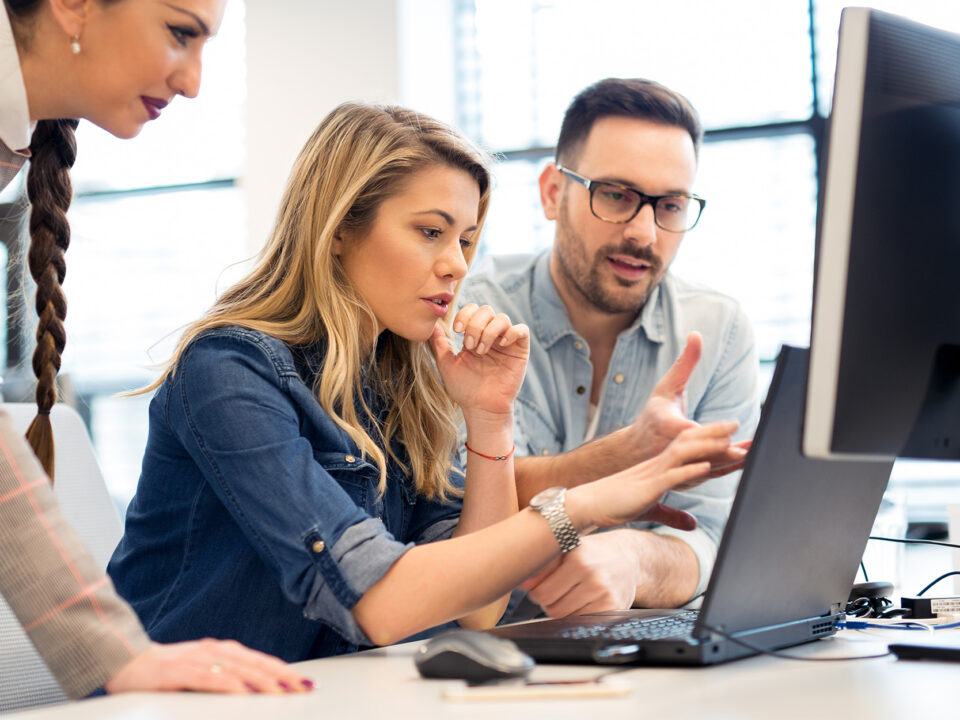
[{"xmin": 804, "ymin": 7, "xmax": 960, "ymax": 462}]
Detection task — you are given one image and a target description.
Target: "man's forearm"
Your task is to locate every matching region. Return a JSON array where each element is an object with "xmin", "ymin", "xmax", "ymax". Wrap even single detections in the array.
[
  {"xmin": 628, "ymin": 531, "xmax": 699, "ymax": 608},
  {"xmin": 514, "ymin": 424, "xmax": 643, "ymax": 506}
]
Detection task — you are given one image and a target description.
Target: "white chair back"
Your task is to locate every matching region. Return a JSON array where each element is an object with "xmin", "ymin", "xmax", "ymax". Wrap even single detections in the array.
[{"xmin": 0, "ymin": 403, "xmax": 123, "ymax": 713}]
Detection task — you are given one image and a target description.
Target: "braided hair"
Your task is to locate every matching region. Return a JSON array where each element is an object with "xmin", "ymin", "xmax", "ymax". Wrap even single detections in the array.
[
  {"xmin": 6, "ymin": 0, "xmax": 81, "ymax": 482},
  {"xmin": 22, "ymin": 118, "xmax": 79, "ymax": 482}
]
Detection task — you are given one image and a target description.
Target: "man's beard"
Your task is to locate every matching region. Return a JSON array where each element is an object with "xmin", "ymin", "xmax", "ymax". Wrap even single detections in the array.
[{"xmin": 553, "ymin": 204, "xmax": 664, "ymax": 315}]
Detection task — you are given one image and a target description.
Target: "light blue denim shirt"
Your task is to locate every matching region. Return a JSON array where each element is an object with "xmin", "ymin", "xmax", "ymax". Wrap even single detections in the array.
[
  {"xmin": 108, "ymin": 327, "xmax": 462, "ymax": 661},
  {"xmin": 459, "ymin": 250, "xmax": 760, "ymax": 599}
]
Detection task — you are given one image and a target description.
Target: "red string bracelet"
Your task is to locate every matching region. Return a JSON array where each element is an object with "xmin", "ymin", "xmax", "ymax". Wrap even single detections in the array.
[{"xmin": 464, "ymin": 442, "xmax": 515, "ymax": 461}]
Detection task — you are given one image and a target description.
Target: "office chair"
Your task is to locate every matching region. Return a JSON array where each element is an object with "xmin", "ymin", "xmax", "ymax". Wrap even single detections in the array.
[{"xmin": 0, "ymin": 403, "xmax": 123, "ymax": 713}]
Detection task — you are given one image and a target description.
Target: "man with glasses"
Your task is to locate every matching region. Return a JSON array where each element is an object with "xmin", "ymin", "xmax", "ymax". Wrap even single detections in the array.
[{"xmin": 459, "ymin": 77, "xmax": 759, "ymax": 619}]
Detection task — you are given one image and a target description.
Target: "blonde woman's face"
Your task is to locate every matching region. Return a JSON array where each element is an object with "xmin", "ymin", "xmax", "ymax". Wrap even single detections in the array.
[
  {"xmin": 335, "ymin": 165, "xmax": 481, "ymax": 344},
  {"xmin": 73, "ymin": 0, "xmax": 228, "ymax": 138}
]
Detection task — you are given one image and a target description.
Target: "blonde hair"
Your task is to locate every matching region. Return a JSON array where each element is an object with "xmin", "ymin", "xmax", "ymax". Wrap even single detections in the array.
[{"xmin": 144, "ymin": 103, "xmax": 492, "ymax": 500}]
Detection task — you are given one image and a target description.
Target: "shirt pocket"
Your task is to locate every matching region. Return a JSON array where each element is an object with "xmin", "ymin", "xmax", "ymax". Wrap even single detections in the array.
[
  {"xmin": 515, "ymin": 396, "xmax": 563, "ymax": 457},
  {"xmin": 311, "ymin": 450, "xmax": 379, "ymax": 515}
]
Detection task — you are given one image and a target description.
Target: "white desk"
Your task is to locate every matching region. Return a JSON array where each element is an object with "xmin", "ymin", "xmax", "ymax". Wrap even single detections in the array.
[{"xmin": 8, "ymin": 629, "xmax": 959, "ymax": 720}]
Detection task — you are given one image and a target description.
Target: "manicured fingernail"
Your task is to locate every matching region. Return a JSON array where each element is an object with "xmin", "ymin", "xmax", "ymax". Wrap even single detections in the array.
[
  {"xmin": 279, "ymin": 681, "xmax": 294, "ymax": 693},
  {"xmin": 454, "ymin": 322, "xmax": 463, "ymax": 332},
  {"xmin": 244, "ymin": 682, "xmax": 260, "ymax": 693},
  {"xmin": 476, "ymin": 342, "xmax": 485, "ymax": 354},
  {"xmin": 464, "ymin": 336, "xmax": 475, "ymax": 349},
  {"xmin": 301, "ymin": 679, "xmax": 315, "ymax": 690}
]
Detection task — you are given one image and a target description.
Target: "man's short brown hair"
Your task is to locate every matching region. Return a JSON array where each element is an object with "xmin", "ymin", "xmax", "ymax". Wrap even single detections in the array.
[{"xmin": 556, "ymin": 78, "xmax": 703, "ymax": 165}]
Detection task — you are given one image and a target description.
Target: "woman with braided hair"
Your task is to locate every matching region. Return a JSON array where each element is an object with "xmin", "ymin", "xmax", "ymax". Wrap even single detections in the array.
[{"xmin": 0, "ymin": 0, "xmax": 310, "ymax": 700}]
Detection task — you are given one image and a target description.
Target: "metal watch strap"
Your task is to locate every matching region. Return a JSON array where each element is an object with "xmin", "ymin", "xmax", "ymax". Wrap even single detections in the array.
[{"xmin": 538, "ymin": 494, "xmax": 580, "ymax": 553}]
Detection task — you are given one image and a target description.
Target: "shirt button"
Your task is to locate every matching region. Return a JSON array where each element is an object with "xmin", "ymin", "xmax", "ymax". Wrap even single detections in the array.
[
  {"xmin": 345, "ymin": 455, "xmax": 356, "ymax": 463},
  {"xmin": 541, "ymin": 449, "xmax": 550, "ymax": 456},
  {"xmin": 614, "ymin": 373, "xmax": 625, "ymax": 384},
  {"xmin": 312, "ymin": 540, "xmax": 326, "ymax": 553},
  {"xmin": 576, "ymin": 385, "xmax": 586, "ymax": 395},
  {"xmin": 574, "ymin": 340, "xmax": 584, "ymax": 350}
]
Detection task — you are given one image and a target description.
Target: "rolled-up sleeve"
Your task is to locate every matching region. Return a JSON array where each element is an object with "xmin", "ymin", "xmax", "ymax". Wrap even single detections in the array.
[
  {"xmin": 304, "ymin": 519, "xmax": 410, "ymax": 644},
  {"xmin": 170, "ymin": 334, "xmax": 413, "ymax": 645}
]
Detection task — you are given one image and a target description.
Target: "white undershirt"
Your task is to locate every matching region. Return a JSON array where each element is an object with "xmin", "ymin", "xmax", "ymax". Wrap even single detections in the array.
[{"xmin": 584, "ymin": 398, "xmax": 603, "ymax": 443}]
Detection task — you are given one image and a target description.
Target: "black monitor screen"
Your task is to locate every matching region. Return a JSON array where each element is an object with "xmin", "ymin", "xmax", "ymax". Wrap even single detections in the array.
[{"xmin": 805, "ymin": 8, "xmax": 960, "ymax": 461}]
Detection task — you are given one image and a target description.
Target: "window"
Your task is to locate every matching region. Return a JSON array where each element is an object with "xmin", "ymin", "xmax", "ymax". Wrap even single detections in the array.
[
  {"xmin": 443, "ymin": 0, "xmax": 820, "ymax": 368},
  {"xmin": 467, "ymin": 0, "xmax": 814, "ymax": 148},
  {"xmin": 402, "ymin": 0, "xmax": 960, "ymax": 522}
]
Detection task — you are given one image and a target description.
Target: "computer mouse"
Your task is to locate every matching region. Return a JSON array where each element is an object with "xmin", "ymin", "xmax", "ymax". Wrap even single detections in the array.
[{"xmin": 414, "ymin": 629, "xmax": 535, "ymax": 682}]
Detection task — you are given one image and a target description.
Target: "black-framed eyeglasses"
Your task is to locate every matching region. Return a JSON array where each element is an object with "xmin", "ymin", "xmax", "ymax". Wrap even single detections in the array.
[{"xmin": 556, "ymin": 164, "xmax": 706, "ymax": 232}]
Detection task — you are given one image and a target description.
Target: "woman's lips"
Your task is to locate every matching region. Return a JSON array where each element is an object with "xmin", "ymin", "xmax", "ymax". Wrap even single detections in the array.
[
  {"xmin": 141, "ymin": 96, "xmax": 168, "ymax": 120},
  {"xmin": 421, "ymin": 296, "xmax": 452, "ymax": 318}
]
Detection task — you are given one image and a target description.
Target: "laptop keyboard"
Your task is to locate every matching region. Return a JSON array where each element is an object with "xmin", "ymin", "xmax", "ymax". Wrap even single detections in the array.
[{"xmin": 557, "ymin": 610, "xmax": 699, "ymax": 642}]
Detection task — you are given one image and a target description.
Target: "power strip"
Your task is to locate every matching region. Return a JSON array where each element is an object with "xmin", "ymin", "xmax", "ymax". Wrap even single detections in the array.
[{"xmin": 901, "ymin": 596, "xmax": 960, "ymax": 619}]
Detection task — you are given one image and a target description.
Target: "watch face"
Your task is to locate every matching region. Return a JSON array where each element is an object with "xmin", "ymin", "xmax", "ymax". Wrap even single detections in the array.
[{"xmin": 530, "ymin": 486, "xmax": 564, "ymax": 509}]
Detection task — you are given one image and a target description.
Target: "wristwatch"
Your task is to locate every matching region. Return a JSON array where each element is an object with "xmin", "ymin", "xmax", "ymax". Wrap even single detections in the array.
[{"xmin": 528, "ymin": 486, "xmax": 580, "ymax": 553}]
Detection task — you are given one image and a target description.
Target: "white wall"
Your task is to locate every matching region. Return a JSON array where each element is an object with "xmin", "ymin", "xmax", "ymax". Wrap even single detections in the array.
[
  {"xmin": 397, "ymin": 0, "xmax": 457, "ymax": 127},
  {"xmin": 244, "ymin": 0, "xmax": 402, "ymax": 252}
]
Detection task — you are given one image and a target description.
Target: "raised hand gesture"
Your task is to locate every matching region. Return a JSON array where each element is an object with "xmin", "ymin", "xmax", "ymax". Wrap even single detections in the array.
[
  {"xmin": 568, "ymin": 421, "xmax": 741, "ymax": 533},
  {"xmin": 630, "ymin": 331, "xmax": 749, "ymax": 476}
]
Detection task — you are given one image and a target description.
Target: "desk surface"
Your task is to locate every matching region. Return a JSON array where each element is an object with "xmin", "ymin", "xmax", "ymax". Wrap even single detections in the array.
[{"xmin": 9, "ymin": 629, "xmax": 959, "ymax": 720}]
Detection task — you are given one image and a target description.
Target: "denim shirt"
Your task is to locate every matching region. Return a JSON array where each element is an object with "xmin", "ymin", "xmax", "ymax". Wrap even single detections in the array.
[
  {"xmin": 108, "ymin": 327, "xmax": 463, "ymax": 662},
  {"xmin": 459, "ymin": 251, "xmax": 760, "ymax": 599}
]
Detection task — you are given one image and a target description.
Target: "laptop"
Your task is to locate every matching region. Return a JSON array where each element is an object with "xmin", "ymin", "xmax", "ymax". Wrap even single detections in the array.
[{"xmin": 488, "ymin": 345, "xmax": 894, "ymax": 665}]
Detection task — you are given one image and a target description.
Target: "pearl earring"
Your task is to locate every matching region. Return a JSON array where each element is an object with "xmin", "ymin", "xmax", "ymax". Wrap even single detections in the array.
[{"xmin": 70, "ymin": 36, "xmax": 81, "ymax": 54}]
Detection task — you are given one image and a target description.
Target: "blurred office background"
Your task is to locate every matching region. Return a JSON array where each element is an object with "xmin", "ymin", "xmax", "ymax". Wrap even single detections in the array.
[{"xmin": 0, "ymin": 0, "xmax": 958, "ymax": 525}]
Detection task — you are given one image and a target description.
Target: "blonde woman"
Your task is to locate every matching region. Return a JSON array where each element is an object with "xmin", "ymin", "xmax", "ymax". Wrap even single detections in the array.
[{"xmin": 108, "ymin": 103, "xmax": 739, "ymax": 661}]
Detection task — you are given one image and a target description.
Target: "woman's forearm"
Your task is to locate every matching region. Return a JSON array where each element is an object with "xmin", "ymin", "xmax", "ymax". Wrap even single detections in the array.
[
  {"xmin": 454, "ymin": 411, "xmax": 518, "ymax": 534},
  {"xmin": 354, "ymin": 507, "xmax": 560, "ymax": 645},
  {"xmin": 449, "ymin": 414, "xmax": 518, "ymax": 628}
]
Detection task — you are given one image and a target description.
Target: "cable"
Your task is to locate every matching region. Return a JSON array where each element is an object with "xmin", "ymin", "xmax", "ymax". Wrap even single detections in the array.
[
  {"xmin": 916, "ymin": 571, "xmax": 960, "ymax": 598},
  {"xmin": 868, "ymin": 535, "xmax": 960, "ymax": 550},
  {"xmin": 590, "ymin": 667, "xmax": 636, "ymax": 682},
  {"xmin": 839, "ymin": 620, "xmax": 929, "ymax": 631},
  {"xmin": 863, "ymin": 536, "xmax": 960, "ymax": 610},
  {"xmin": 838, "ymin": 620, "xmax": 960, "ymax": 631},
  {"xmin": 845, "ymin": 597, "xmax": 873, "ymax": 618},
  {"xmin": 860, "ymin": 560, "xmax": 869, "ymax": 582},
  {"xmin": 697, "ymin": 622, "xmax": 892, "ymax": 662},
  {"xmin": 876, "ymin": 607, "xmax": 911, "ymax": 619},
  {"xmin": 844, "ymin": 594, "xmax": 896, "ymax": 619}
]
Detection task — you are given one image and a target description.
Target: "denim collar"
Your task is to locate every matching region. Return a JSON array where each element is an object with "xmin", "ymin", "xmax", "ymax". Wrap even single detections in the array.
[
  {"xmin": 290, "ymin": 336, "xmax": 395, "ymax": 431},
  {"xmin": 290, "ymin": 339, "xmax": 327, "ymax": 378},
  {"xmin": 529, "ymin": 250, "xmax": 666, "ymax": 350}
]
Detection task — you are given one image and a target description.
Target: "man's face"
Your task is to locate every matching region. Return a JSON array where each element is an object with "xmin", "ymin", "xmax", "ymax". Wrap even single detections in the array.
[{"xmin": 543, "ymin": 116, "xmax": 698, "ymax": 315}]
